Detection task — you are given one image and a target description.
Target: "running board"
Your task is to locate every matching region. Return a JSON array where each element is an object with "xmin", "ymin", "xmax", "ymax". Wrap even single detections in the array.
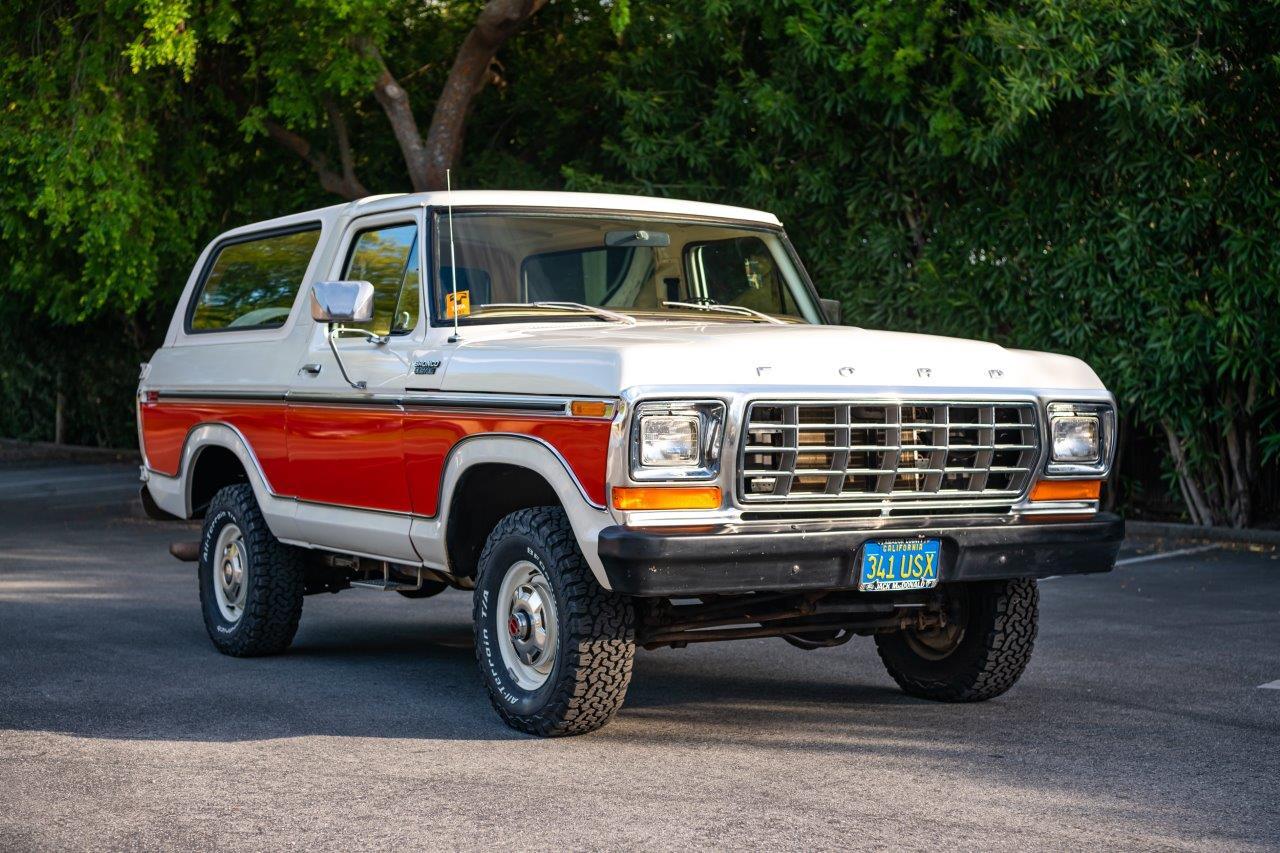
[{"xmin": 349, "ymin": 562, "xmax": 429, "ymax": 592}]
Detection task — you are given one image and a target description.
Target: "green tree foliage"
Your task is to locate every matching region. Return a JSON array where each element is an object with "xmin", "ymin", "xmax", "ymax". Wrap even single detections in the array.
[
  {"xmin": 0, "ymin": 0, "xmax": 620, "ymax": 446},
  {"xmin": 575, "ymin": 0, "xmax": 1280, "ymax": 526},
  {"xmin": 0, "ymin": 0, "xmax": 1276, "ymax": 525}
]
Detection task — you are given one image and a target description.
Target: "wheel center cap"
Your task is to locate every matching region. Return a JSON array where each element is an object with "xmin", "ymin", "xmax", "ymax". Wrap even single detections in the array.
[{"xmin": 508, "ymin": 611, "xmax": 531, "ymax": 641}]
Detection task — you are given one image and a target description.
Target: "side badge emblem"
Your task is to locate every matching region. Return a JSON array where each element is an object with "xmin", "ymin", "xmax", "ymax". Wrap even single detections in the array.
[
  {"xmin": 413, "ymin": 359, "xmax": 442, "ymax": 376},
  {"xmin": 988, "ymin": 368, "xmax": 1004, "ymax": 378},
  {"xmin": 917, "ymin": 367, "xmax": 932, "ymax": 379},
  {"xmin": 839, "ymin": 367, "xmax": 855, "ymax": 377}
]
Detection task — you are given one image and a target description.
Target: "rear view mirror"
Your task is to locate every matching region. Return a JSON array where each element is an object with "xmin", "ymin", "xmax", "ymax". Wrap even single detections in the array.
[
  {"xmin": 605, "ymin": 229, "xmax": 670, "ymax": 248},
  {"xmin": 819, "ymin": 297, "xmax": 842, "ymax": 325},
  {"xmin": 311, "ymin": 280, "xmax": 375, "ymax": 323}
]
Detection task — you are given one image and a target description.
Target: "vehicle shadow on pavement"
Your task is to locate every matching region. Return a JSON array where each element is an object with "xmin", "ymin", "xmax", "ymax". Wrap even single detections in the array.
[{"xmin": 0, "ymin": 579, "xmax": 948, "ymax": 748}]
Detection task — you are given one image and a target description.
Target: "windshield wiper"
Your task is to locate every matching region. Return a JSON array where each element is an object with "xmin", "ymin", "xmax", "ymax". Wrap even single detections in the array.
[
  {"xmin": 661, "ymin": 301, "xmax": 786, "ymax": 325},
  {"xmin": 478, "ymin": 301, "xmax": 637, "ymax": 326}
]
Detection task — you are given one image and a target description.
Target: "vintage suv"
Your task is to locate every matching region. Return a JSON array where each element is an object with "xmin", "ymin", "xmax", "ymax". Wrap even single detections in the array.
[{"xmin": 138, "ymin": 190, "xmax": 1122, "ymax": 736}]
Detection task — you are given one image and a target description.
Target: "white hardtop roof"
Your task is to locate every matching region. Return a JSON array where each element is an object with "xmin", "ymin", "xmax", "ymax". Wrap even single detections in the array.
[
  {"xmin": 223, "ymin": 190, "xmax": 782, "ymax": 239},
  {"xmin": 354, "ymin": 190, "xmax": 781, "ymax": 225}
]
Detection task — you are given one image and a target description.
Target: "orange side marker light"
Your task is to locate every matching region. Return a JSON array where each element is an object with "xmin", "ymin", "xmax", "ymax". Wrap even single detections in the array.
[
  {"xmin": 611, "ymin": 486, "xmax": 722, "ymax": 511},
  {"xmin": 570, "ymin": 400, "xmax": 614, "ymax": 418},
  {"xmin": 1029, "ymin": 479, "xmax": 1102, "ymax": 502}
]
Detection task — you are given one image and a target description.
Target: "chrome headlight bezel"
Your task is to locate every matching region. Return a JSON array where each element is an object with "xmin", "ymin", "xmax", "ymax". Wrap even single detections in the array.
[
  {"xmin": 1045, "ymin": 401, "xmax": 1115, "ymax": 477},
  {"xmin": 629, "ymin": 400, "xmax": 726, "ymax": 481}
]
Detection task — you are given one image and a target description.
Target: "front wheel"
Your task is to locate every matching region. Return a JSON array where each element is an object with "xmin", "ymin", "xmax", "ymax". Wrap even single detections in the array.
[
  {"xmin": 473, "ymin": 507, "xmax": 635, "ymax": 736},
  {"xmin": 875, "ymin": 578, "xmax": 1038, "ymax": 702}
]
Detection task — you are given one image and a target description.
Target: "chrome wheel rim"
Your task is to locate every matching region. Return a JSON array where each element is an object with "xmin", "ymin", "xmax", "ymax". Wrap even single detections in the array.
[
  {"xmin": 212, "ymin": 523, "xmax": 248, "ymax": 623},
  {"xmin": 496, "ymin": 560, "xmax": 558, "ymax": 690}
]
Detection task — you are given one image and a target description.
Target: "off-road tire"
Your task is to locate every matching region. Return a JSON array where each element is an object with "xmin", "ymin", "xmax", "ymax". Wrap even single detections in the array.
[
  {"xmin": 875, "ymin": 578, "xmax": 1038, "ymax": 702},
  {"xmin": 473, "ymin": 506, "xmax": 635, "ymax": 736},
  {"xmin": 198, "ymin": 484, "xmax": 305, "ymax": 657}
]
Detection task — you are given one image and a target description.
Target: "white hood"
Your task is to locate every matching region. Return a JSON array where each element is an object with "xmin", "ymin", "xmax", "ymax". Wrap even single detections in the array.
[{"xmin": 436, "ymin": 321, "xmax": 1106, "ymax": 398}]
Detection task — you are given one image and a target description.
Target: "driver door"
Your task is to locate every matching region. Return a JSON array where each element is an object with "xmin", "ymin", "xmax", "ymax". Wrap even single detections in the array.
[{"xmin": 287, "ymin": 209, "xmax": 425, "ymax": 561}]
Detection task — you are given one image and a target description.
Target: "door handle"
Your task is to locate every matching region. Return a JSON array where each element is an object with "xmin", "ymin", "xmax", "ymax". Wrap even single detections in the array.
[{"xmin": 298, "ymin": 363, "xmax": 323, "ymax": 376}]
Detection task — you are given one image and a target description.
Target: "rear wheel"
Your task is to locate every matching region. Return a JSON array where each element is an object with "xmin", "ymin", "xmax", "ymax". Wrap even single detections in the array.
[
  {"xmin": 473, "ymin": 506, "xmax": 635, "ymax": 736},
  {"xmin": 875, "ymin": 579, "xmax": 1038, "ymax": 702},
  {"xmin": 198, "ymin": 484, "xmax": 305, "ymax": 657}
]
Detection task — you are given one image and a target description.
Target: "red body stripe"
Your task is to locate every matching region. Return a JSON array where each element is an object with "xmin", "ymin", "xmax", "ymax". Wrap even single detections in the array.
[
  {"xmin": 139, "ymin": 402, "xmax": 292, "ymax": 492},
  {"xmin": 287, "ymin": 404, "xmax": 413, "ymax": 512},
  {"xmin": 139, "ymin": 401, "xmax": 611, "ymax": 515},
  {"xmin": 403, "ymin": 411, "xmax": 611, "ymax": 514}
]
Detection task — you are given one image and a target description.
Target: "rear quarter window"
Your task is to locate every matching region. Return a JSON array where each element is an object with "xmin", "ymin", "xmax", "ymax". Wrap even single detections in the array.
[{"xmin": 187, "ymin": 226, "xmax": 321, "ymax": 332}]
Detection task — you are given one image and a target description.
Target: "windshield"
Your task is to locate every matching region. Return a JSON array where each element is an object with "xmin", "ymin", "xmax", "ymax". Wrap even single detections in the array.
[{"xmin": 430, "ymin": 211, "xmax": 822, "ymax": 325}]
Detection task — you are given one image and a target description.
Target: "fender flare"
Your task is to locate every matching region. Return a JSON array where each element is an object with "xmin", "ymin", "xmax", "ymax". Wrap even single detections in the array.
[
  {"xmin": 409, "ymin": 434, "xmax": 617, "ymax": 588},
  {"xmin": 143, "ymin": 423, "xmax": 299, "ymax": 541}
]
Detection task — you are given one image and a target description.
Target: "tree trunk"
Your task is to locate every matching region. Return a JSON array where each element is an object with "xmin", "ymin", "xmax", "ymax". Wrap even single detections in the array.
[
  {"xmin": 419, "ymin": 0, "xmax": 549, "ymax": 190},
  {"xmin": 366, "ymin": 50, "xmax": 434, "ymax": 192},
  {"xmin": 1162, "ymin": 421, "xmax": 1214, "ymax": 526},
  {"xmin": 54, "ymin": 372, "xmax": 65, "ymax": 445}
]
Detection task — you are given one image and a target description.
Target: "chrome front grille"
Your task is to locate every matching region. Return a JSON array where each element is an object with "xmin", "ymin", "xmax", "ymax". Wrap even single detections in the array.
[{"xmin": 738, "ymin": 401, "xmax": 1040, "ymax": 505}]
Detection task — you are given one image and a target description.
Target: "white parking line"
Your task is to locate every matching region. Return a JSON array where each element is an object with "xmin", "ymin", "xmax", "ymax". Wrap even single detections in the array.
[
  {"xmin": 1115, "ymin": 544, "xmax": 1218, "ymax": 567},
  {"xmin": 1259, "ymin": 680, "xmax": 1280, "ymax": 690}
]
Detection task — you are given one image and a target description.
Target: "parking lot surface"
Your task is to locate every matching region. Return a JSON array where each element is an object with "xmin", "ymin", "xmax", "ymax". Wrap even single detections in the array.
[{"xmin": 1, "ymin": 463, "xmax": 1278, "ymax": 851}]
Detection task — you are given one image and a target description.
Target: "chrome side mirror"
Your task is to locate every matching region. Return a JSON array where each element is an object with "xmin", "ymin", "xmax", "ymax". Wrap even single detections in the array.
[
  {"xmin": 311, "ymin": 280, "xmax": 375, "ymax": 323},
  {"xmin": 309, "ymin": 281, "xmax": 377, "ymax": 391}
]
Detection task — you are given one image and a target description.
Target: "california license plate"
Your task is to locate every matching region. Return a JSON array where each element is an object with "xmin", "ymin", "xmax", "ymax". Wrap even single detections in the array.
[{"xmin": 858, "ymin": 539, "xmax": 942, "ymax": 591}]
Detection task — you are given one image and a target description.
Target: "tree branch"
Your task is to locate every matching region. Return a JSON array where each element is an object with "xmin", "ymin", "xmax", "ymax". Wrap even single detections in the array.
[
  {"xmin": 325, "ymin": 98, "xmax": 361, "ymax": 191},
  {"xmin": 263, "ymin": 117, "xmax": 368, "ymax": 200},
  {"xmin": 361, "ymin": 40, "xmax": 433, "ymax": 191}
]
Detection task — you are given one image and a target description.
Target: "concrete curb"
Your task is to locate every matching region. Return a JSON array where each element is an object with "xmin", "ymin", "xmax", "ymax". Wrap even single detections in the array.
[
  {"xmin": 0, "ymin": 439, "xmax": 139, "ymax": 465},
  {"xmin": 1126, "ymin": 520, "xmax": 1280, "ymax": 547}
]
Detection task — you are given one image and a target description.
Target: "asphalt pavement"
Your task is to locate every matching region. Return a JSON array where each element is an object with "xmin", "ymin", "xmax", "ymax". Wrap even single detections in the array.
[{"xmin": 1, "ymin": 462, "xmax": 1277, "ymax": 851}]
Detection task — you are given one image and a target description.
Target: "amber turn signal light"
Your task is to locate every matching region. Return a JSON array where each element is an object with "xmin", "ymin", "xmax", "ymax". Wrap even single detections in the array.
[
  {"xmin": 1029, "ymin": 479, "xmax": 1102, "ymax": 502},
  {"xmin": 611, "ymin": 486, "xmax": 722, "ymax": 511},
  {"xmin": 570, "ymin": 400, "xmax": 615, "ymax": 418}
]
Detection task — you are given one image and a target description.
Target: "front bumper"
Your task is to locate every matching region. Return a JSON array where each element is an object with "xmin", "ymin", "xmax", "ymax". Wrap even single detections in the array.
[{"xmin": 597, "ymin": 513, "xmax": 1124, "ymax": 596}]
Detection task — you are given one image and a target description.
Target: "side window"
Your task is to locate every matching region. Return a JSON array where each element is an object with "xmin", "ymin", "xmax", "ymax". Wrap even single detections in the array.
[
  {"xmin": 188, "ymin": 227, "xmax": 321, "ymax": 331},
  {"xmin": 684, "ymin": 236, "xmax": 799, "ymax": 316},
  {"xmin": 343, "ymin": 223, "xmax": 420, "ymax": 335}
]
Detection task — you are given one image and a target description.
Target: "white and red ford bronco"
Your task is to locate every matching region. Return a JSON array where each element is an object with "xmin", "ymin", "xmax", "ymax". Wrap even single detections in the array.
[{"xmin": 138, "ymin": 191, "xmax": 1122, "ymax": 736}]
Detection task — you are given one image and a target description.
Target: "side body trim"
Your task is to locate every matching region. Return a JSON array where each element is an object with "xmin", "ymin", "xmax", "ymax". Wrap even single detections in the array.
[{"xmin": 154, "ymin": 389, "xmax": 593, "ymax": 415}]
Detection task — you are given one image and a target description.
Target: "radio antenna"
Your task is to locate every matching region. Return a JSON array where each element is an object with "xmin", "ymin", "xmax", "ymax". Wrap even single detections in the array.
[{"xmin": 446, "ymin": 168, "xmax": 461, "ymax": 343}]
